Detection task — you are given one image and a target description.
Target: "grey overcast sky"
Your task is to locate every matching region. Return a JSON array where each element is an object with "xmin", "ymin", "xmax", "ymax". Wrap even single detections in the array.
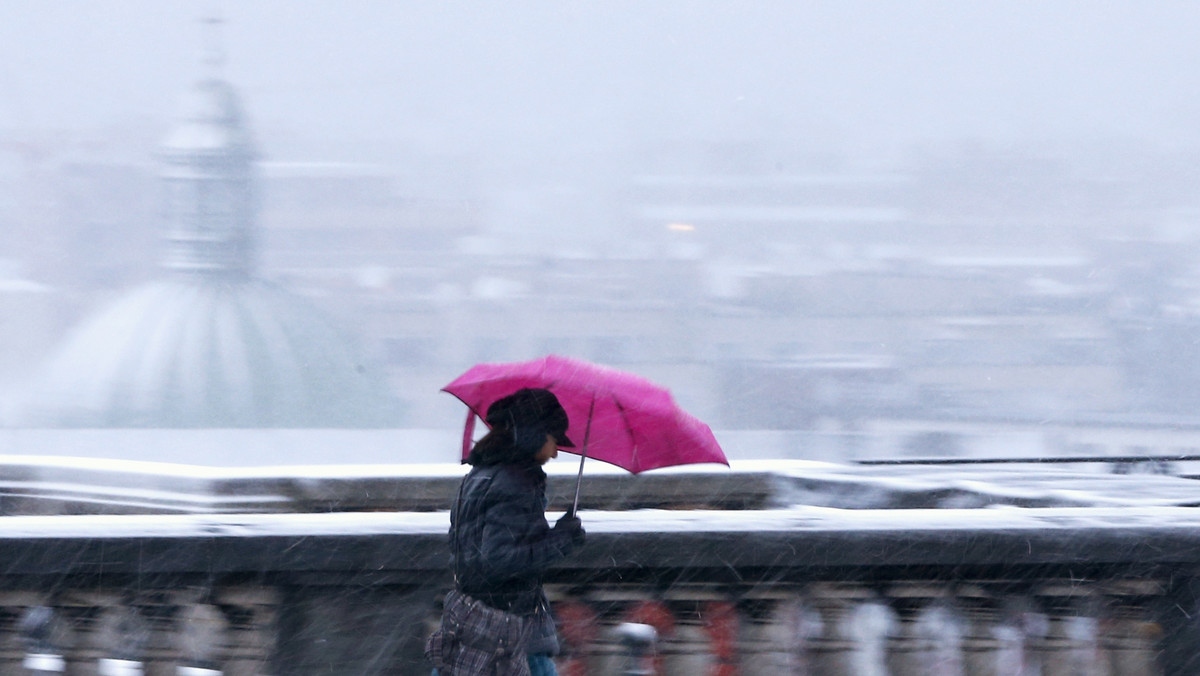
[{"xmin": 1, "ymin": 1, "xmax": 1199, "ymax": 162}]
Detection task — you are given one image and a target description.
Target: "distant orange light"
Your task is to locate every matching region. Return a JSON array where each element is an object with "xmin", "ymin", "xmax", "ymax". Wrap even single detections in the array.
[{"xmin": 667, "ymin": 223, "xmax": 695, "ymax": 232}]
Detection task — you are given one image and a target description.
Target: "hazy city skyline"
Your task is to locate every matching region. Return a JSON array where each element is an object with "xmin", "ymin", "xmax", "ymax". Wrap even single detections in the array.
[{"xmin": 4, "ymin": 1, "xmax": 1200, "ymax": 457}]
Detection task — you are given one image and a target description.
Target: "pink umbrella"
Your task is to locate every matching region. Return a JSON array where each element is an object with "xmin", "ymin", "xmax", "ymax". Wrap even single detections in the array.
[{"xmin": 442, "ymin": 355, "xmax": 728, "ymax": 512}]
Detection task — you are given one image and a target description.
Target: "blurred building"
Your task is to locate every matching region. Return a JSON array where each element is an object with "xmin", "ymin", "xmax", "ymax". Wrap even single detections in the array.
[
  {"xmin": 15, "ymin": 49, "xmax": 399, "ymax": 428},
  {"xmin": 8, "ymin": 40, "xmax": 1200, "ymax": 459}
]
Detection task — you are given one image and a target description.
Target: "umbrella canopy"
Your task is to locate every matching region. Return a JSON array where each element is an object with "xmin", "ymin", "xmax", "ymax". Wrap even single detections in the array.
[{"xmin": 442, "ymin": 355, "xmax": 728, "ymax": 475}]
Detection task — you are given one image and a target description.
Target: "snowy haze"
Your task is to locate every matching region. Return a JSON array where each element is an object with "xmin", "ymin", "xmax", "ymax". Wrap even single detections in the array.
[
  {"xmin": 3, "ymin": 1, "xmax": 1200, "ymax": 464},
  {"xmin": 1, "ymin": 2, "xmax": 1199, "ymax": 160}
]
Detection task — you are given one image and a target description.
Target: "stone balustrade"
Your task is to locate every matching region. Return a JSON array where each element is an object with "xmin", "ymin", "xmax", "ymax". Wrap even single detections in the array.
[
  {"xmin": 0, "ymin": 460, "xmax": 1193, "ymax": 673},
  {"xmin": 0, "ymin": 506, "xmax": 1188, "ymax": 674},
  {"xmin": 0, "ymin": 577, "xmax": 1176, "ymax": 675},
  {"xmin": 543, "ymin": 579, "xmax": 1171, "ymax": 676}
]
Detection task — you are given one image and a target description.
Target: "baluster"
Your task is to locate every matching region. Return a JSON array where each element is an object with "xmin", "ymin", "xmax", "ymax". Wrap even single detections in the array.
[
  {"xmin": 132, "ymin": 593, "xmax": 182, "ymax": 676},
  {"xmin": 572, "ymin": 590, "xmax": 635, "ymax": 676},
  {"xmin": 55, "ymin": 592, "xmax": 119, "ymax": 676},
  {"xmin": 805, "ymin": 586, "xmax": 853, "ymax": 675},
  {"xmin": 1008, "ymin": 596, "xmax": 1049, "ymax": 676},
  {"xmin": 19, "ymin": 604, "xmax": 64, "ymax": 675},
  {"xmin": 0, "ymin": 592, "xmax": 40, "ymax": 676},
  {"xmin": 1099, "ymin": 582, "xmax": 1163, "ymax": 676},
  {"xmin": 749, "ymin": 592, "xmax": 820, "ymax": 675},
  {"xmin": 658, "ymin": 589, "xmax": 712, "ymax": 675},
  {"xmin": 101, "ymin": 600, "xmax": 147, "ymax": 670},
  {"xmin": 176, "ymin": 601, "xmax": 224, "ymax": 672},
  {"xmin": 885, "ymin": 586, "xmax": 963, "ymax": 676},
  {"xmin": 663, "ymin": 606, "xmax": 707, "ymax": 674},
  {"xmin": 926, "ymin": 601, "xmax": 967, "ymax": 675},
  {"xmin": 958, "ymin": 587, "xmax": 1011, "ymax": 676},
  {"xmin": 738, "ymin": 590, "xmax": 803, "ymax": 675},
  {"xmin": 885, "ymin": 599, "xmax": 927, "ymax": 676},
  {"xmin": 701, "ymin": 600, "xmax": 740, "ymax": 676},
  {"xmin": 1040, "ymin": 614, "xmax": 1102, "ymax": 676},
  {"xmin": 615, "ymin": 622, "xmax": 658, "ymax": 676},
  {"xmin": 807, "ymin": 584, "xmax": 892, "ymax": 676},
  {"xmin": 214, "ymin": 588, "xmax": 279, "ymax": 676},
  {"xmin": 852, "ymin": 599, "xmax": 894, "ymax": 676},
  {"xmin": 579, "ymin": 590, "xmax": 673, "ymax": 676},
  {"xmin": 962, "ymin": 588, "xmax": 1056, "ymax": 676},
  {"xmin": 623, "ymin": 599, "xmax": 674, "ymax": 676},
  {"xmin": 654, "ymin": 592, "xmax": 739, "ymax": 676},
  {"xmin": 552, "ymin": 598, "xmax": 599, "ymax": 676},
  {"xmin": 1033, "ymin": 585, "xmax": 1104, "ymax": 676},
  {"xmin": 1103, "ymin": 612, "xmax": 1160, "ymax": 676}
]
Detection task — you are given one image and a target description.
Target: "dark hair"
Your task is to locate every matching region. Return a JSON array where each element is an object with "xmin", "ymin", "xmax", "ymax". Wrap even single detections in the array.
[
  {"xmin": 465, "ymin": 428, "xmax": 533, "ymax": 466},
  {"xmin": 465, "ymin": 388, "xmax": 572, "ymax": 466}
]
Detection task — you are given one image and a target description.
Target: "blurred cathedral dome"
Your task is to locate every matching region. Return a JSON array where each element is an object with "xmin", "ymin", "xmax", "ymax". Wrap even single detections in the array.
[
  {"xmin": 18, "ymin": 31, "xmax": 399, "ymax": 429},
  {"xmin": 23, "ymin": 279, "xmax": 394, "ymax": 428}
]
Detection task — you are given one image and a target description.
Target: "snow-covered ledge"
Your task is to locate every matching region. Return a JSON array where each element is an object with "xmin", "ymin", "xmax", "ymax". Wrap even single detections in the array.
[{"xmin": 3, "ymin": 456, "xmax": 1200, "ymax": 515}]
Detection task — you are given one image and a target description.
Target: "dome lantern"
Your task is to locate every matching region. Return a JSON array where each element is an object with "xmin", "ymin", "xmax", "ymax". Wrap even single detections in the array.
[{"xmin": 158, "ymin": 15, "xmax": 259, "ymax": 280}]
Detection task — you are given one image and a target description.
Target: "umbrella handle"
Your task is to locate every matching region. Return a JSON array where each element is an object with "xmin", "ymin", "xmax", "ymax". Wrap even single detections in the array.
[
  {"xmin": 461, "ymin": 407, "xmax": 476, "ymax": 462},
  {"xmin": 571, "ymin": 450, "xmax": 585, "ymax": 517},
  {"xmin": 570, "ymin": 397, "xmax": 596, "ymax": 516}
]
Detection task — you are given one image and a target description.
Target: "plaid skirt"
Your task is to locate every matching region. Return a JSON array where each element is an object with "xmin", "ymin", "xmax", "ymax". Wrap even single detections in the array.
[{"xmin": 425, "ymin": 589, "xmax": 531, "ymax": 676}]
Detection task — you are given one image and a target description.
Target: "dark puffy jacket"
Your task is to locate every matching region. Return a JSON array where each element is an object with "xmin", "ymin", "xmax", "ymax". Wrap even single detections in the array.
[{"xmin": 451, "ymin": 462, "xmax": 577, "ymax": 616}]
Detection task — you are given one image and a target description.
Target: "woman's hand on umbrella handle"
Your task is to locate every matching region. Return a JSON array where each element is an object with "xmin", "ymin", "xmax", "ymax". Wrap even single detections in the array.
[{"xmin": 554, "ymin": 513, "xmax": 585, "ymax": 547}]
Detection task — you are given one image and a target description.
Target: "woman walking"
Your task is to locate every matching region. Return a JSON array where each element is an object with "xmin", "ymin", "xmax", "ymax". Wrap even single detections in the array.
[{"xmin": 428, "ymin": 387, "xmax": 586, "ymax": 676}]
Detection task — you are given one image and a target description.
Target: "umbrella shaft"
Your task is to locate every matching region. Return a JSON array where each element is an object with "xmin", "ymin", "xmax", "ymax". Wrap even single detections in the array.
[
  {"xmin": 571, "ymin": 452, "xmax": 585, "ymax": 516},
  {"xmin": 571, "ymin": 397, "xmax": 596, "ymax": 516}
]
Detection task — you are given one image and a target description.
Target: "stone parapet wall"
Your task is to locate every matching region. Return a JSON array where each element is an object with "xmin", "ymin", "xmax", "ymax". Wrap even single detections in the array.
[
  {"xmin": 0, "ymin": 459, "xmax": 1197, "ymax": 672},
  {"xmin": 0, "ymin": 508, "xmax": 1193, "ymax": 673}
]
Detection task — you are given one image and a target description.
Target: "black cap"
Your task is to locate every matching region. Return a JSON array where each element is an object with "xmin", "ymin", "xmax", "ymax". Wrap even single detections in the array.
[{"xmin": 485, "ymin": 387, "xmax": 575, "ymax": 448}]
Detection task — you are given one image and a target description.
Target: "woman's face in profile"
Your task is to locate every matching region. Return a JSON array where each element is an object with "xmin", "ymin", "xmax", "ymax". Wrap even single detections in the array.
[{"xmin": 534, "ymin": 434, "xmax": 559, "ymax": 465}]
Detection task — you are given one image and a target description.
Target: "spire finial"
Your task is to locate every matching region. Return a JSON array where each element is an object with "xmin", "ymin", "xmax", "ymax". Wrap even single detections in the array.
[{"xmin": 200, "ymin": 14, "xmax": 226, "ymax": 73}]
